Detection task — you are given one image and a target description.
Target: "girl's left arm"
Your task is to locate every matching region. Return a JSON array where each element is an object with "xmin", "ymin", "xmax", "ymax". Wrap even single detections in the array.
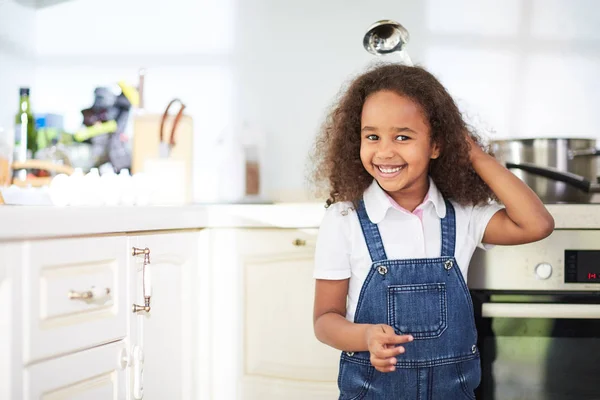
[{"xmin": 468, "ymin": 137, "xmax": 555, "ymax": 245}]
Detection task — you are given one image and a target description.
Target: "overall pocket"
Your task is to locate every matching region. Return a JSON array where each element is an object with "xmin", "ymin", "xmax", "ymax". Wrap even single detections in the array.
[
  {"xmin": 338, "ymin": 359, "xmax": 374, "ymax": 400},
  {"xmin": 387, "ymin": 283, "xmax": 447, "ymax": 339},
  {"xmin": 455, "ymin": 357, "xmax": 481, "ymax": 400}
]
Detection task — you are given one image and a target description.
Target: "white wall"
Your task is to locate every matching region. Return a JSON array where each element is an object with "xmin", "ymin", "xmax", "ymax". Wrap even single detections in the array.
[
  {"xmin": 421, "ymin": 0, "xmax": 600, "ymax": 138},
  {"xmin": 27, "ymin": 0, "xmax": 600, "ymax": 202},
  {"xmin": 0, "ymin": 0, "xmax": 36, "ymax": 137}
]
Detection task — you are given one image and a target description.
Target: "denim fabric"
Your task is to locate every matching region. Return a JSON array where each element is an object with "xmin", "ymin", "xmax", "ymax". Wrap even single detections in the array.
[{"xmin": 337, "ymin": 199, "xmax": 481, "ymax": 399}]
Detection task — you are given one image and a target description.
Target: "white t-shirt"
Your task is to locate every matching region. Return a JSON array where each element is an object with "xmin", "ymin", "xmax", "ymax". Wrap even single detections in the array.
[{"xmin": 313, "ymin": 178, "xmax": 504, "ymax": 322}]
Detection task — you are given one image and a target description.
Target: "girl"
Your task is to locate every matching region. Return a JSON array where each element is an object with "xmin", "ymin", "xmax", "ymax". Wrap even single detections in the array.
[{"xmin": 310, "ymin": 63, "xmax": 554, "ymax": 399}]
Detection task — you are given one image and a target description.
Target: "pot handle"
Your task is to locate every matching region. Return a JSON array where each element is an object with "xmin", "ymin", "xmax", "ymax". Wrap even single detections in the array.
[
  {"xmin": 569, "ymin": 148, "xmax": 600, "ymax": 158},
  {"xmin": 505, "ymin": 162, "xmax": 600, "ymax": 193}
]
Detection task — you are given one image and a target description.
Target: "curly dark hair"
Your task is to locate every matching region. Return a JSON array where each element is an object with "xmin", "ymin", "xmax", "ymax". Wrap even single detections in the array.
[{"xmin": 309, "ymin": 62, "xmax": 498, "ymax": 208}]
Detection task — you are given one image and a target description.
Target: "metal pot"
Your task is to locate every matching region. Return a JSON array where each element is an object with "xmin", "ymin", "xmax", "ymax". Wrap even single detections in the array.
[{"xmin": 491, "ymin": 138, "xmax": 600, "ymax": 203}]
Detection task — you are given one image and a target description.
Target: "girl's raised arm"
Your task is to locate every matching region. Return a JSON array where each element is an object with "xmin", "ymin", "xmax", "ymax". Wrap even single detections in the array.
[{"xmin": 468, "ymin": 136, "xmax": 555, "ymax": 245}]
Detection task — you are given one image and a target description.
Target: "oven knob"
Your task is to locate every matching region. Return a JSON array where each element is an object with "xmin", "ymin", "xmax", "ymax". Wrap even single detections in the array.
[{"xmin": 535, "ymin": 263, "xmax": 553, "ymax": 280}]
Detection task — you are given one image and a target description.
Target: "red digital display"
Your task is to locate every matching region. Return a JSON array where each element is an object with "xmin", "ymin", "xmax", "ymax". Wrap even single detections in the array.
[{"xmin": 565, "ymin": 251, "xmax": 600, "ymax": 283}]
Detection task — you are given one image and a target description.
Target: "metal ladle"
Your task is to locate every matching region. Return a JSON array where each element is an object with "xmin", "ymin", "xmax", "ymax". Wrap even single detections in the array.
[{"xmin": 363, "ymin": 20, "xmax": 413, "ymax": 65}]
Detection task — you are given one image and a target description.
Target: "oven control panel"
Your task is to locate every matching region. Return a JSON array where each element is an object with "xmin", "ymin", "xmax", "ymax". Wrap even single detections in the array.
[
  {"xmin": 468, "ymin": 230, "xmax": 600, "ymax": 291},
  {"xmin": 565, "ymin": 250, "xmax": 600, "ymax": 283}
]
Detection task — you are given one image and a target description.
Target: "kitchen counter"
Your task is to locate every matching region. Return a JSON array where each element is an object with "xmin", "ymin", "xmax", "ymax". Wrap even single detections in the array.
[
  {"xmin": 0, "ymin": 203, "xmax": 328, "ymax": 240},
  {"xmin": 1, "ymin": 202, "xmax": 598, "ymax": 241}
]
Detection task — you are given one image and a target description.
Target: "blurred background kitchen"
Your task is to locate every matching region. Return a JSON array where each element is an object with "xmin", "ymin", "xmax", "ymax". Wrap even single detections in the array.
[
  {"xmin": 1, "ymin": 0, "xmax": 599, "ymax": 205},
  {"xmin": 3, "ymin": 2, "xmax": 600, "ymax": 400}
]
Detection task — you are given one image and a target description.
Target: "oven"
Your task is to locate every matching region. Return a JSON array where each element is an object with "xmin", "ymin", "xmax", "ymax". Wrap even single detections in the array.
[{"xmin": 468, "ymin": 227, "xmax": 600, "ymax": 400}]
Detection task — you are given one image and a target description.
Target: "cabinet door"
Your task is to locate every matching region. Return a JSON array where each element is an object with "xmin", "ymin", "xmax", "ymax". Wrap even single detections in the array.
[
  {"xmin": 24, "ymin": 236, "xmax": 128, "ymax": 364},
  {"xmin": 0, "ymin": 243, "xmax": 23, "ymax": 400},
  {"xmin": 212, "ymin": 229, "xmax": 340, "ymax": 400},
  {"xmin": 25, "ymin": 340, "xmax": 127, "ymax": 400},
  {"xmin": 0, "ymin": 253, "xmax": 7, "ymax": 400},
  {"xmin": 128, "ymin": 231, "xmax": 200, "ymax": 400}
]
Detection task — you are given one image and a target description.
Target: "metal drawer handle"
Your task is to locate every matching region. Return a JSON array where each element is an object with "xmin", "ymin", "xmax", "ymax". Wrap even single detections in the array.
[
  {"xmin": 132, "ymin": 247, "xmax": 152, "ymax": 314},
  {"xmin": 292, "ymin": 239, "xmax": 306, "ymax": 246},
  {"xmin": 68, "ymin": 287, "xmax": 111, "ymax": 301}
]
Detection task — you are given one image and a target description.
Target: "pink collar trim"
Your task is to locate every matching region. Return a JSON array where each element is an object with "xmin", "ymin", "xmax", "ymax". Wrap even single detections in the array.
[{"xmin": 384, "ymin": 193, "xmax": 429, "ymax": 221}]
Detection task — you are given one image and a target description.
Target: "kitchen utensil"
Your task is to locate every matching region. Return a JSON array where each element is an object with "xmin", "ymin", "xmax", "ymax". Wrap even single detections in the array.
[
  {"xmin": 363, "ymin": 19, "xmax": 414, "ymax": 66},
  {"xmin": 492, "ymin": 138, "xmax": 600, "ymax": 203},
  {"xmin": 159, "ymin": 98, "xmax": 186, "ymax": 158},
  {"xmin": 363, "ymin": 20, "xmax": 410, "ymax": 55},
  {"xmin": 138, "ymin": 68, "xmax": 146, "ymax": 110}
]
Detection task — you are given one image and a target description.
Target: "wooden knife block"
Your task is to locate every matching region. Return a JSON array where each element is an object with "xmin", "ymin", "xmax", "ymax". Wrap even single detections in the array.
[{"xmin": 131, "ymin": 113, "xmax": 194, "ymax": 203}]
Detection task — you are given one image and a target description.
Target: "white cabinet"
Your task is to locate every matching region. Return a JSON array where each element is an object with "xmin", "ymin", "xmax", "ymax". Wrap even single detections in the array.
[
  {"xmin": 1, "ymin": 229, "xmax": 205, "ymax": 400},
  {"xmin": 25, "ymin": 340, "xmax": 128, "ymax": 399},
  {"xmin": 0, "ymin": 258, "xmax": 7, "ymax": 400},
  {"xmin": 0, "ymin": 243, "xmax": 23, "ymax": 400},
  {"xmin": 128, "ymin": 231, "xmax": 201, "ymax": 400},
  {"xmin": 24, "ymin": 237, "xmax": 128, "ymax": 364},
  {"xmin": 1, "ymin": 218, "xmax": 331, "ymax": 400},
  {"xmin": 211, "ymin": 228, "xmax": 339, "ymax": 400}
]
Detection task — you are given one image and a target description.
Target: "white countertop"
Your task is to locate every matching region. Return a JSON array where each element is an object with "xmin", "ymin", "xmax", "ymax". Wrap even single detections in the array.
[
  {"xmin": 0, "ymin": 203, "xmax": 328, "ymax": 240},
  {"xmin": 1, "ymin": 202, "xmax": 599, "ymax": 241}
]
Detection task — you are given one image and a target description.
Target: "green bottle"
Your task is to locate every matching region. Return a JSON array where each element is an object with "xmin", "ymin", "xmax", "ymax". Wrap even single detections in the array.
[
  {"xmin": 14, "ymin": 87, "xmax": 37, "ymax": 157},
  {"xmin": 14, "ymin": 87, "xmax": 36, "ymax": 180}
]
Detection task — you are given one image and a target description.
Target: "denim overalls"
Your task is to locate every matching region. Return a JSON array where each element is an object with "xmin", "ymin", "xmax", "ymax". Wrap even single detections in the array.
[{"xmin": 338, "ymin": 199, "xmax": 481, "ymax": 400}]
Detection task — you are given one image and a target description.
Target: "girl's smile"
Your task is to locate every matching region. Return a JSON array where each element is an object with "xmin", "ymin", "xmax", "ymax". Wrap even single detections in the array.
[{"xmin": 373, "ymin": 163, "xmax": 407, "ymax": 179}]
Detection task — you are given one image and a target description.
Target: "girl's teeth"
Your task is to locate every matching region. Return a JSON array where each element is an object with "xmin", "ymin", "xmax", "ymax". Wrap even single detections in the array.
[{"xmin": 378, "ymin": 166, "xmax": 403, "ymax": 173}]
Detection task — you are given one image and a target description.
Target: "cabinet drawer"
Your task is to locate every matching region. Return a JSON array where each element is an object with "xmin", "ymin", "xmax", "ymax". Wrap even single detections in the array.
[
  {"xmin": 24, "ymin": 237, "xmax": 128, "ymax": 364},
  {"xmin": 236, "ymin": 229, "xmax": 318, "ymax": 258},
  {"xmin": 24, "ymin": 340, "xmax": 127, "ymax": 400}
]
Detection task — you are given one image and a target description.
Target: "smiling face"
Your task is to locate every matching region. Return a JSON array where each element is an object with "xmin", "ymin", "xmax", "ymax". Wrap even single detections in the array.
[{"xmin": 360, "ymin": 90, "xmax": 440, "ymax": 206}]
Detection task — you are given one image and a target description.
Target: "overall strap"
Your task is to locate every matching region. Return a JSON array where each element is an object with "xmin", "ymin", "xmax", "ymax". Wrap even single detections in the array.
[
  {"xmin": 356, "ymin": 199, "xmax": 388, "ymax": 262},
  {"xmin": 440, "ymin": 199, "xmax": 456, "ymax": 257}
]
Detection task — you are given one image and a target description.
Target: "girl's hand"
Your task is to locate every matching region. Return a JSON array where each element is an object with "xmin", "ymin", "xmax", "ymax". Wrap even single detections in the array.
[
  {"xmin": 365, "ymin": 324, "xmax": 413, "ymax": 373},
  {"xmin": 466, "ymin": 133, "xmax": 555, "ymax": 245},
  {"xmin": 466, "ymin": 133, "xmax": 485, "ymax": 162}
]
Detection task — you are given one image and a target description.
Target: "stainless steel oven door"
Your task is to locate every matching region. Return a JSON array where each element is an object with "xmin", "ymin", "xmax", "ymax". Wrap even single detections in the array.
[{"xmin": 471, "ymin": 292, "xmax": 600, "ymax": 400}]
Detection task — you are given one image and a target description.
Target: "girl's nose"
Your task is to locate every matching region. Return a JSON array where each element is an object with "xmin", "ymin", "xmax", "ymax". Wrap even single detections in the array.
[{"xmin": 376, "ymin": 141, "xmax": 395, "ymax": 159}]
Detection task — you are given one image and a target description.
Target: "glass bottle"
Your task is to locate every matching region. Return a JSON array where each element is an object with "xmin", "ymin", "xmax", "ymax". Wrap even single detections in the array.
[{"xmin": 14, "ymin": 87, "xmax": 36, "ymax": 181}]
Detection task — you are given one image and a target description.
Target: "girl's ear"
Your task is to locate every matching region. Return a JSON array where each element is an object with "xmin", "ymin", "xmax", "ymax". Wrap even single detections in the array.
[{"xmin": 430, "ymin": 142, "xmax": 441, "ymax": 160}]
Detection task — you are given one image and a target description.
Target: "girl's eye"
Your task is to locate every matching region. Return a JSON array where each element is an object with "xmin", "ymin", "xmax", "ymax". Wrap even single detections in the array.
[
  {"xmin": 366, "ymin": 134, "xmax": 379, "ymax": 141},
  {"xmin": 396, "ymin": 135, "xmax": 410, "ymax": 141}
]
